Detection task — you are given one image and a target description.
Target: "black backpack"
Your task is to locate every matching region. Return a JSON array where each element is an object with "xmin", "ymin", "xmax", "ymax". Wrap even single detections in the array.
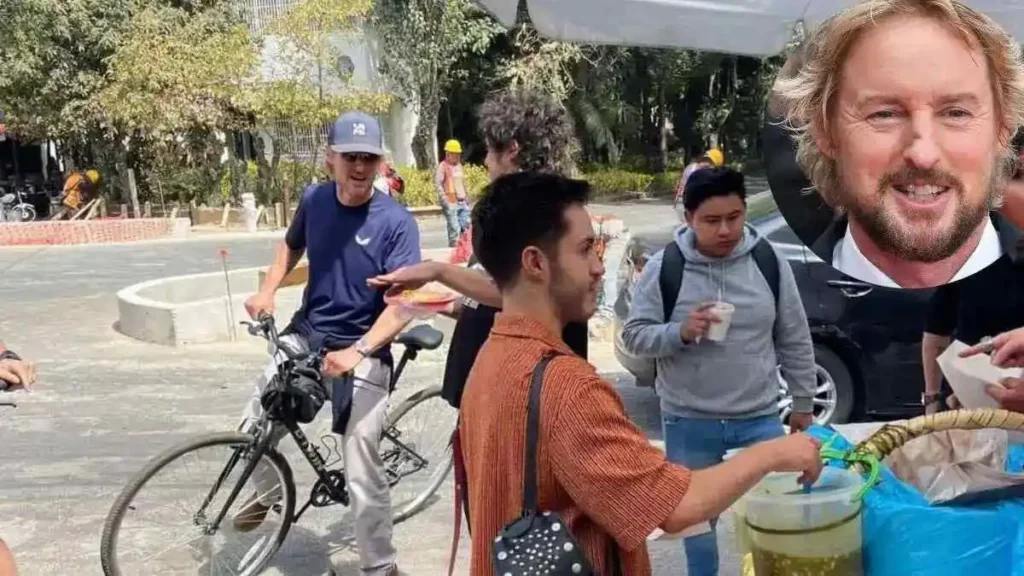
[{"xmin": 658, "ymin": 239, "xmax": 781, "ymax": 323}]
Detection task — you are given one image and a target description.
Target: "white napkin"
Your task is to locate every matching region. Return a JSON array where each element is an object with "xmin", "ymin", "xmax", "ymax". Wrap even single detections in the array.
[{"xmin": 937, "ymin": 340, "xmax": 1023, "ymax": 409}]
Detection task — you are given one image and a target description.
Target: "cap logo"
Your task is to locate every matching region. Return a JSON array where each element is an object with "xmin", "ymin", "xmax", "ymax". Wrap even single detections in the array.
[{"xmin": 352, "ymin": 122, "xmax": 366, "ymax": 136}]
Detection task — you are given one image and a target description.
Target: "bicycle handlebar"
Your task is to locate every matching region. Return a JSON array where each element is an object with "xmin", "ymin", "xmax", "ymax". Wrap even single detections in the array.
[{"xmin": 241, "ymin": 313, "xmax": 322, "ymax": 364}]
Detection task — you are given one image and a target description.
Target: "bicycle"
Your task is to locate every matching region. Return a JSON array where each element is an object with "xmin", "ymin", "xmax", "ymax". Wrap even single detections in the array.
[{"xmin": 100, "ymin": 314, "xmax": 458, "ymax": 575}]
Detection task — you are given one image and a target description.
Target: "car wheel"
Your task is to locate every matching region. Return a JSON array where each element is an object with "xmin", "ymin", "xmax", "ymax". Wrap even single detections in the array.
[{"xmin": 778, "ymin": 344, "xmax": 855, "ymax": 425}]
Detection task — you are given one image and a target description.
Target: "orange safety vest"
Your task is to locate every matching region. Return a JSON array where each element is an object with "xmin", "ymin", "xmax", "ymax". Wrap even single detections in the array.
[{"xmin": 440, "ymin": 161, "xmax": 467, "ymax": 204}]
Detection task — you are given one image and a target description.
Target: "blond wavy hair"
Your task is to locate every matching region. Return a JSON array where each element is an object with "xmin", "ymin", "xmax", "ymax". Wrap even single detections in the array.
[{"xmin": 772, "ymin": 0, "xmax": 1024, "ymax": 207}]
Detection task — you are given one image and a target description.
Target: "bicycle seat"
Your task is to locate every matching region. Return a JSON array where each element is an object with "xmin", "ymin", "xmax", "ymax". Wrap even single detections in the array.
[{"xmin": 396, "ymin": 324, "xmax": 444, "ymax": 351}]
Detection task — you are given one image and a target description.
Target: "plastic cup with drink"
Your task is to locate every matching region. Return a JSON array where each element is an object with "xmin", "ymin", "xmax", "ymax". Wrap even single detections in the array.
[{"xmin": 705, "ymin": 301, "xmax": 735, "ymax": 342}]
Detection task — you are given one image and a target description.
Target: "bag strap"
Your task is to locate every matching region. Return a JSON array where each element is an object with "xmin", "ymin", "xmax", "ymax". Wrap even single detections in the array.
[
  {"xmin": 659, "ymin": 242, "xmax": 685, "ymax": 321},
  {"xmin": 448, "ymin": 425, "xmax": 469, "ymax": 576},
  {"xmin": 610, "ymin": 540, "xmax": 622, "ymax": 576},
  {"xmin": 522, "ymin": 354, "xmax": 557, "ymax": 514},
  {"xmin": 659, "ymin": 238, "xmax": 781, "ymax": 322},
  {"xmin": 751, "ymin": 239, "xmax": 780, "ymax": 307},
  {"xmin": 521, "ymin": 353, "xmax": 624, "ymax": 575}
]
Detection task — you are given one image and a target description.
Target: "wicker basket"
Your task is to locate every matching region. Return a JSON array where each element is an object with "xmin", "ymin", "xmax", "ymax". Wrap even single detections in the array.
[
  {"xmin": 741, "ymin": 409, "xmax": 1024, "ymax": 576},
  {"xmin": 849, "ymin": 408, "xmax": 1024, "ymax": 473}
]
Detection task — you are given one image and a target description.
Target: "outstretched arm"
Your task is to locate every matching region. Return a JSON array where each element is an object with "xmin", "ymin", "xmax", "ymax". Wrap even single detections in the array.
[
  {"xmin": 368, "ymin": 261, "xmax": 503, "ymax": 309},
  {"xmin": 0, "ymin": 341, "xmax": 34, "ymax": 390}
]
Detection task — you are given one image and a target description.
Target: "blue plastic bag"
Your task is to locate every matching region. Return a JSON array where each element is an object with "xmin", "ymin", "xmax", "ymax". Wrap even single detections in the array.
[{"xmin": 807, "ymin": 425, "xmax": 1024, "ymax": 576}]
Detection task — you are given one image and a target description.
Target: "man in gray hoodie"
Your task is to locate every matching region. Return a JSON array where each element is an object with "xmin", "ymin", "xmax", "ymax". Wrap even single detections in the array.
[{"xmin": 621, "ymin": 166, "xmax": 816, "ymax": 576}]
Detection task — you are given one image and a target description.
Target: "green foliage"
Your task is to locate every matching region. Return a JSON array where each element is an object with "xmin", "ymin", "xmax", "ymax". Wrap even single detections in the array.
[
  {"xmin": 96, "ymin": 4, "xmax": 257, "ymax": 136},
  {"xmin": 372, "ymin": 0, "xmax": 501, "ymax": 104},
  {"xmin": 220, "ymin": 161, "xmax": 260, "ymax": 200},
  {"xmin": 241, "ymin": 80, "xmax": 392, "ymax": 128},
  {"xmin": 499, "ymin": 25, "xmax": 581, "ymax": 102},
  {"xmin": 396, "ymin": 163, "xmax": 490, "ymax": 207},
  {"xmin": 247, "ymin": 0, "xmax": 392, "ymax": 127},
  {"xmin": 395, "ymin": 164, "xmax": 679, "ymax": 207},
  {"xmin": 581, "ymin": 168, "xmax": 657, "ymax": 199},
  {"xmin": 0, "ymin": 0, "xmax": 131, "ymax": 142},
  {"xmin": 371, "ymin": 0, "xmax": 502, "ymax": 166}
]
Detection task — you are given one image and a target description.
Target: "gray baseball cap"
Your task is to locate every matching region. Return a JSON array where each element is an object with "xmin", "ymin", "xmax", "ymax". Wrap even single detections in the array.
[{"xmin": 329, "ymin": 111, "xmax": 385, "ymax": 156}]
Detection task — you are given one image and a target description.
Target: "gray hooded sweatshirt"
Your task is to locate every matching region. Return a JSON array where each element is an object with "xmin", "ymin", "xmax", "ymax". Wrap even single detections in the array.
[{"xmin": 621, "ymin": 223, "xmax": 816, "ymax": 418}]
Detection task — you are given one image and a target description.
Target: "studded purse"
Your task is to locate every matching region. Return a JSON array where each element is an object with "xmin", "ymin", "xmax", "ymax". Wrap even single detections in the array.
[{"xmin": 491, "ymin": 355, "xmax": 622, "ymax": 576}]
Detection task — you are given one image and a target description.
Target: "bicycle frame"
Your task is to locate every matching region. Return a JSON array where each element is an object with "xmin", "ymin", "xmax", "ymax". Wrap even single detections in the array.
[{"xmin": 192, "ymin": 317, "xmax": 438, "ymax": 532}]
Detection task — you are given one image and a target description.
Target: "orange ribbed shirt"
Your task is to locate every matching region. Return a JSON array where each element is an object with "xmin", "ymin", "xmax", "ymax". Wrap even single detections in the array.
[{"xmin": 459, "ymin": 314, "xmax": 692, "ymax": 576}]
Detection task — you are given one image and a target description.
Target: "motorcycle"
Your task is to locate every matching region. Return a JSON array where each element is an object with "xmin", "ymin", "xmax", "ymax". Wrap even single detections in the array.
[{"xmin": 0, "ymin": 185, "xmax": 37, "ymax": 222}]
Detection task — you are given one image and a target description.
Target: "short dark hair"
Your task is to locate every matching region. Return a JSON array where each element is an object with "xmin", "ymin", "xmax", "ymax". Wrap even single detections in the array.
[
  {"xmin": 478, "ymin": 89, "xmax": 577, "ymax": 175},
  {"xmin": 472, "ymin": 172, "xmax": 591, "ymax": 289},
  {"xmin": 682, "ymin": 167, "xmax": 747, "ymax": 212}
]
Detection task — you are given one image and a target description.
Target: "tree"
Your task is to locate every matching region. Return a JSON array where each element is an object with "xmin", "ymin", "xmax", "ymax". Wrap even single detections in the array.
[
  {"xmin": 241, "ymin": 0, "xmax": 392, "ymax": 206},
  {"xmin": 0, "ymin": 0, "xmax": 133, "ymax": 166},
  {"xmin": 371, "ymin": 0, "xmax": 502, "ymax": 167},
  {"xmin": 96, "ymin": 4, "xmax": 256, "ymax": 137},
  {"xmin": 498, "ymin": 25, "xmax": 581, "ymax": 103},
  {"xmin": 93, "ymin": 3, "xmax": 257, "ymax": 206}
]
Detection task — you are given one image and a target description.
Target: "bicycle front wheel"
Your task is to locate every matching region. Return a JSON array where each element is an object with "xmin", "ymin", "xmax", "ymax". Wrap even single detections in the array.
[
  {"xmin": 383, "ymin": 384, "xmax": 457, "ymax": 524},
  {"xmin": 100, "ymin": 431, "xmax": 296, "ymax": 576}
]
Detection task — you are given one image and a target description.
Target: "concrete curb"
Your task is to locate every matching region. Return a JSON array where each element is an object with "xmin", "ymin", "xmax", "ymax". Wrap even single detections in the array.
[
  {"xmin": 117, "ymin": 247, "xmax": 455, "ymax": 346},
  {"xmin": 116, "ymin": 267, "xmax": 306, "ymax": 346}
]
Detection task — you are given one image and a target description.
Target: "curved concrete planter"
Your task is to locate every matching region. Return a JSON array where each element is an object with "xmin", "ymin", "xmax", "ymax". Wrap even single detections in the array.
[
  {"xmin": 117, "ymin": 267, "xmax": 304, "ymax": 347},
  {"xmin": 118, "ymin": 247, "xmax": 453, "ymax": 347}
]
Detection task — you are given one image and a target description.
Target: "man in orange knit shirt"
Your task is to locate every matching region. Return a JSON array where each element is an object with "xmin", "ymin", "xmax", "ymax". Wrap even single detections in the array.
[{"xmin": 458, "ymin": 171, "xmax": 823, "ymax": 575}]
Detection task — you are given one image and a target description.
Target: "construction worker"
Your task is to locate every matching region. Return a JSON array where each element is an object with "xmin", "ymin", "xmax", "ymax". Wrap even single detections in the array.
[
  {"xmin": 435, "ymin": 139, "xmax": 470, "ymax": 246},
  {"xmin": 52, "ymin": 169, "xmax": 100, "ymax": 220}
]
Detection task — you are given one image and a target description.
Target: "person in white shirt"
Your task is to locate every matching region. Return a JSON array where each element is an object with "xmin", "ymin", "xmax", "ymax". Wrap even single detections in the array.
[{"xmin": 771, "ymin": 0, "xmax": 1024, "ymax": 289}]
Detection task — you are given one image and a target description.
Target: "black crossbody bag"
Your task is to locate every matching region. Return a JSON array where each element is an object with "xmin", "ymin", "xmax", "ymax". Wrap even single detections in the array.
[{"xmin": 492, "ymin": 354, "xmax": 623, "ymax": 576}]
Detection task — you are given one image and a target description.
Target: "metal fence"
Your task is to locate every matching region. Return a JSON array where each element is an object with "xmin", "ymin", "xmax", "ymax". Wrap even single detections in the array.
[
  {"xmin": 266, "ymin": 120, "xmax": 330, "ymax": 162},
  {"xmin": 242, "ymin": 0, "xmax": 299, "ymax": 37}
]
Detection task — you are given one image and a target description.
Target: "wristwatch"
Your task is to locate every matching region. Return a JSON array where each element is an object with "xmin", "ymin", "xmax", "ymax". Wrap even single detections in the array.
[
  {"xmin": 354, "ymin": 338, "xmax": 373, "ymax": 358},
  {"xmin": 921, "ymin": 392, "xmax": 941, "ymax": 406}
]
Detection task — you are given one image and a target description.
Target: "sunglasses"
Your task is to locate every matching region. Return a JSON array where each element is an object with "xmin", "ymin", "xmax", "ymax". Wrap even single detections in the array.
[{"xmin": 340, "ymin": 152, "xmax": 381, "ymax": 163}]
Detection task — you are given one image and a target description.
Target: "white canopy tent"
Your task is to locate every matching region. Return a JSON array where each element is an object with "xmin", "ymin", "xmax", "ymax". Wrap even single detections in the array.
[{"xmin": 473, "ymin": 0, "xmax": 1024, "ymax": 57}]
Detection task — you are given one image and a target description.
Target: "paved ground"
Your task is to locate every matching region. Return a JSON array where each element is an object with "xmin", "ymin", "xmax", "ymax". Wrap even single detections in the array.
[{"xmin": 0, "ymin": 198, "xmax": 754, "ymax": 575}]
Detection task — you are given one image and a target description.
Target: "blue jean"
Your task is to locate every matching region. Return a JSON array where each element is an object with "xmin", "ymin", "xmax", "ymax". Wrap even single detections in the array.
[
  {"xmin": 442, "ymin": 200, "xmax": 470, "ymax": 246},
  {"xmin": 661, "ymin": 413, "xmax": 785, "ymax": 576}
]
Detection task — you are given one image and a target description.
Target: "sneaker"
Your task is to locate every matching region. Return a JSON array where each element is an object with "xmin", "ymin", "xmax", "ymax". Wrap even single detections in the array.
[{"xmin": 232, "ymin": 493, "xmax": 271, "ymax": 533}]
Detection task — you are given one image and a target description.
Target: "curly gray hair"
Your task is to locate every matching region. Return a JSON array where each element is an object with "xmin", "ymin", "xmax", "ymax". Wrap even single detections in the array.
[
  {"xmin": 772, "ymin": 0, "xmax": 1024, "ymax": 208},
  {"xmin": 478, "ymin": 88, "xmax": 578, "ymax": 175}
]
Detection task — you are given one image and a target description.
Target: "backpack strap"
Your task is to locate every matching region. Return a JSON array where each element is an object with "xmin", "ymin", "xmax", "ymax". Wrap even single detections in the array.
[
  {"xmin": 750, "ymin": 239, "xmax": 780, "ymax": 307},
  {"xmin": 659, "ymin": 242, "xmax": 685, "ymax": 321},
  {"xmin": 658, "ymin": 238, "xmax": 780, "ymax": 322}
]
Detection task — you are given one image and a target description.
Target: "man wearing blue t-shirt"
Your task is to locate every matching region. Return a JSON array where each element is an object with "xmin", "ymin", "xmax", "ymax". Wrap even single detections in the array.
[{"xmin": 238, "ymin": 111, "xmax": 419, "ymax": 576}]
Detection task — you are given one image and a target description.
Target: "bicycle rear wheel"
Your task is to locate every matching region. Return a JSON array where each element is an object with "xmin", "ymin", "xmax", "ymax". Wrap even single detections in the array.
[
  {"xmin": 383, "ymin": 384, "xmax": 457, "ymax": 524},
  {"xmin": 100, "ymin": 431, "xmax": 296, "ymax": 576}
]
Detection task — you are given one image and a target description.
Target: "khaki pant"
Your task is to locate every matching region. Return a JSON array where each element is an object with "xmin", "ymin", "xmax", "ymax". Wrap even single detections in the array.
[{"xmin": 239, "ymin": 334, "xmax": 396, "ymax": 574}]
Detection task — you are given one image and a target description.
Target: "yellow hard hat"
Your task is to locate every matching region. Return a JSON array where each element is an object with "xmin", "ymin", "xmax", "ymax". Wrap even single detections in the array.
[
  {"xmin": 444, "ymin": 139, "xmax": 462, "ymax": 154},
  {"xmin": 703, "ymin": 148, "xmax": 724, "ymax": 167},
  {"xmin": 85, "ymin": 169, "xmax": 100, "ymax": 184}
]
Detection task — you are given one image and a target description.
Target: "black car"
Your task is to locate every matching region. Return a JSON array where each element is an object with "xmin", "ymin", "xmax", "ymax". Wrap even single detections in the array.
[{"xmin": 612, "ymin": 213, "xmax": 933, "ymax": 425}]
